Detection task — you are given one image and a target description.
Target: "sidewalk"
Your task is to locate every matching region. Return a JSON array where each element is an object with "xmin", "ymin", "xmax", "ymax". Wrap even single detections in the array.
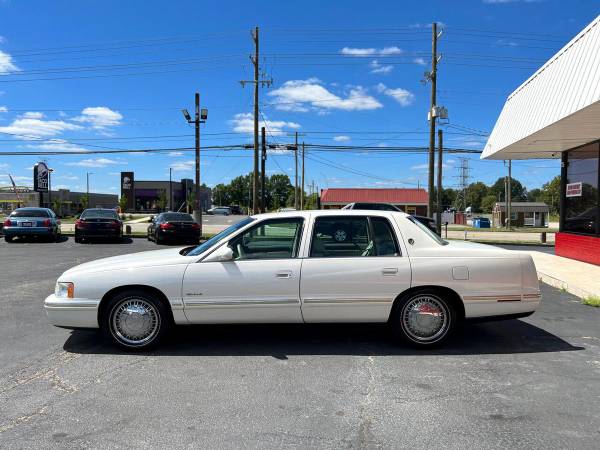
[{"xmin": 519, "ymin": 250, "xmax": 600, "ymax": 299}]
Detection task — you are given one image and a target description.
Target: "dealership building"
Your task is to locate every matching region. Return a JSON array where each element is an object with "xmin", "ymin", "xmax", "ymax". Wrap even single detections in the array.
[
  {"xmin": 320, "ymin": 188, "xmax": 429, "ymax": 216},
  {"xmin": 120, "ymin": 172, "xmax": 211, "ymax": 213},
  {"xmin": 483, "ymin": 16, "xmax": 600, "ymax": 265}
]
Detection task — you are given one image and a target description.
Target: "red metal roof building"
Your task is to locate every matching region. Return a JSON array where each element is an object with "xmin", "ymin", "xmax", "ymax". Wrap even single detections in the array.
[{"xmin": 320, "ymin": 188, "xmax": 429, "ymax": 216}]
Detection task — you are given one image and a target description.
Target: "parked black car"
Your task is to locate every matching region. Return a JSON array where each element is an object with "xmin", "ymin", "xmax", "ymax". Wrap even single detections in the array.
[
  {"xmin": 148, "ymin": 212, "xmax": 200, "ymax": 245},
  {"xmin": 75, "ymin": 209, "xmax": 123, "ymax": 243},
  {"xmin": 341, "ymin": 202, "xmax": 439, "ymax": 234}
]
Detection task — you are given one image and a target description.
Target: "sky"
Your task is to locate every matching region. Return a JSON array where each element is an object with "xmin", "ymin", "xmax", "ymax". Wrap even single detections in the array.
[{"xmin": 0, "ymin": 0, "xmax": 598, "ymax": 196}]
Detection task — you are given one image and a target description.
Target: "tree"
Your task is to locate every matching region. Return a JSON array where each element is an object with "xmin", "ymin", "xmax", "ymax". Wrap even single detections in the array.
[
  {"xmin": 489, "ymin": 177, "xmax": 527, "ymax": 202},
  {"xmin": 268, "ymin": 174, "xmax": 293, "ymax": 210},
  {"xmin": 185, "ymin": 190, "xmax": 195, "ymax": 214},
  {"xmin": 527, "ymin": 188, "xmax": 542, "ymax": 202},
  {"xmin": 157, "ymin": 189, "xmax": 168, "ymax": 212},
  {"xmin": 52, "ymin": 199, "xmax": 62, "ymax": 216},
  {"xmin": 118, "ymin": 195, "xmax": 128, "ymax": 213},
  {"xmin": 481, "ymin": 194, "xmax": 497, "ymax": 213},
  {"xmin": 80, "ymin": 193, "xmax": 89, "ymax": 212},
  {"xmin": 539, "ymin": 176, "xmax": 560, "ymax": 214},
  {"xmin": 466, "ymin": 181, "xmax": 489, "ymax": 213}
]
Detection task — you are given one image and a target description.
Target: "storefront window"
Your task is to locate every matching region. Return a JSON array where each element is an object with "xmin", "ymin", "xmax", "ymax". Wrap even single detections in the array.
[{"xmin": 564, "ymin": 142, "xmax": 599, "ymax": 235}]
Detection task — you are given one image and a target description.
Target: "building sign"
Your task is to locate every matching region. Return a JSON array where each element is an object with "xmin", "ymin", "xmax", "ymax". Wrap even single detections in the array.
[
  {"xmin": 566, "ymin": 182, "xmax": 582, "ymax": 197},
  {"xmin": 120, "ymin": 172, "xmax": 135, "ymax": 211},
  {"xmin": 33, "ymin": 162, "xmax": 49, "ymax": 192}
]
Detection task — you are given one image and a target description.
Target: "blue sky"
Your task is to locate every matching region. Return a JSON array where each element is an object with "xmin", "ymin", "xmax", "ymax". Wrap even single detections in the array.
[{"xmin": 0, "ymin": 0, "xmax": 597, "ymax": 195}]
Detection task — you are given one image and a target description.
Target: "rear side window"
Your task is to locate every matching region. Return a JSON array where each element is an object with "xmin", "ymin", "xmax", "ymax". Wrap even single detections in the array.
[{"xmin": 310, "ymin": 216, "xmax": 400, "ymax": 258}]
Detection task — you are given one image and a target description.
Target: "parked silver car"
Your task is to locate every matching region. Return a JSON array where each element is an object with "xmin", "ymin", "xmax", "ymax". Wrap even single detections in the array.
[{"xmin": 3, "ymin": 207, "xmax": 62, "ymax": 242}]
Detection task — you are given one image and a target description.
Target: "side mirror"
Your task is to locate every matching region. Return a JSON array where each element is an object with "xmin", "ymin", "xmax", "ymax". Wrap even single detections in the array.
[{"xmin": 203, "ymin": 245, "xmax": 234, "ymax": 262}]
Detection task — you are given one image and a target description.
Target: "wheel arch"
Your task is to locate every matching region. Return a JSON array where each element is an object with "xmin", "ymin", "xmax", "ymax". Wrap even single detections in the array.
[
  {"xmin": 98, "ymin": 284, "xmax": 175, "ymax": 326},
  {"xmin": 389, "ymin": 285, "xmax": 465, "ymax": 322}
]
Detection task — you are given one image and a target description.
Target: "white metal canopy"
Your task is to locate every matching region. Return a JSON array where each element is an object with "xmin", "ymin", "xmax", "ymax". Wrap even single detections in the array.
[{"xmin": 482, "ymin": 15, "xmax": 600, "ymax": 160}]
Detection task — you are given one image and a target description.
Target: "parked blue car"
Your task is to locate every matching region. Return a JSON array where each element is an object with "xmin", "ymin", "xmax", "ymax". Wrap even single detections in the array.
[{"xmin": 3, "ymin": 207, "xmax": 62, "ymax": 242}]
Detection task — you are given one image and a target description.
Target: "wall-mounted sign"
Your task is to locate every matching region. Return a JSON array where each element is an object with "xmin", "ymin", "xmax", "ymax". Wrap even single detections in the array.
[
  {"xmin": 120, "ymin": 172, "xmax": 135, "ymax": 211},
  {"xmin": 566, "ymin": 182, "xmax": 582, "ymax": 197},
  {"xmin": 33, "ymin": 162, "xmax": 49, "ymax": 192}
]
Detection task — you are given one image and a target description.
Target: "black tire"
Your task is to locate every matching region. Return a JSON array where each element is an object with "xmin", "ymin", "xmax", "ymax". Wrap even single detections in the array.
[
  {"xmin": 390, "ymin": 289, "xmax": 455, "ymax": 348},
  {"xmin": 101, "ymin": 289, "xmax": 170, "ymax": 351},
  {"xmin": 4, "ymin": 235, "xmax": 13, "ymax": 243},
  {"xmin": 74, "ymin": 233, "xmax": 82, "ymax": 244},
  {"xmin": 155, "ymin": 231, "xmax": 163, "ymax": 245}
]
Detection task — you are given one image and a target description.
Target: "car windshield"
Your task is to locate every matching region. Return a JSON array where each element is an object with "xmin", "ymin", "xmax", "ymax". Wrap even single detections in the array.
[
  {"xmin": 11, "ymin": 209, "xmax": 50, "ymax": 218},
  {"xmin": 161, "ymin": 213, "xmax": 194, "ymax": 222},
  {"xmin": 187, "ymin": 217, "xmax": 255, "ymax": 256},
  {"xmin": 81, "ymin": 209, "xmax": 119, "ymax": 220},
  {"xmin": 406, "ymin": 216, "xmax": 448, "ymax": 245}
]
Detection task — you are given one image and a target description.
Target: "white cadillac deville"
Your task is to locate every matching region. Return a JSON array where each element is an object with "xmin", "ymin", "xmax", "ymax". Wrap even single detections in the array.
[{"xmin": 45, "ymin": 210, "xmax": 541, "ymax": 350}]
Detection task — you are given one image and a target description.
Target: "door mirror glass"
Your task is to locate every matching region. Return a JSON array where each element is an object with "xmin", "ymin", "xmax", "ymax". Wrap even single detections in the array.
[{"xmin": 203, "ymin": 244, "xmax": 234, "ymax": 262}]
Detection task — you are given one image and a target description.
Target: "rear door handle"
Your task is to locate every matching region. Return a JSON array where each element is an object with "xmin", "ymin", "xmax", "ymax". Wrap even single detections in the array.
[
  {"xmin": 275, "ymin": 270, "xmax": 293, "ymax": 279},
  {"xmin": 382, "ymin": 267, "xmax": 398, "ymax": 276}
]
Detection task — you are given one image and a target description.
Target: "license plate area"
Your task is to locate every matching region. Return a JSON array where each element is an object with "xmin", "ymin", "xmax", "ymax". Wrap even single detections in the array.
[{"xmin": 21, "ymin": 222, "xmax": 33, "ymax": 227}]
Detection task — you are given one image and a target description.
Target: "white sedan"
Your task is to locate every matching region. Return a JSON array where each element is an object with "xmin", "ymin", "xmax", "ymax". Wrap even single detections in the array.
[{"xmin": 45, "ymin": 210, "xmax": 541, "ymax": 350}]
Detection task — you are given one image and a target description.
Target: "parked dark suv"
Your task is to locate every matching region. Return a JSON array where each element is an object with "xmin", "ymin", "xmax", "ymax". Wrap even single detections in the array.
[{"xmin": 341, "ymin": 202, "xmax": 438, "ymax": 234}]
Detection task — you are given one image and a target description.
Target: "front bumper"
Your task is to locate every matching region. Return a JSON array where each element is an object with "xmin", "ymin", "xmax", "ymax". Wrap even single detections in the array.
[{"xmin": 44, "ymin": 294, "xmax": 100, "ymax": 329}]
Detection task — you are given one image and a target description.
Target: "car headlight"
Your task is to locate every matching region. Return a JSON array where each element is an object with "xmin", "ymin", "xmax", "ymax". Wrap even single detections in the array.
[{"xmin": 55, "ymin": 282, "xmax": 74, "ymax": 298}]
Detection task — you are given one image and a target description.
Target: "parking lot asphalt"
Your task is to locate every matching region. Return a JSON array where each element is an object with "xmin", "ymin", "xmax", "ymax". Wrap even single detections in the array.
[{"xmin": 1, "ymin": 239, "xmax": 599, "ymax": 449}]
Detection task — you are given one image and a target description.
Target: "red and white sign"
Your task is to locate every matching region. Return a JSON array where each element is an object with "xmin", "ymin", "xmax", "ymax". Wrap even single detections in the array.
[{"xmin": 566, "ymin": 182, "xmax": 582, "ymax": 197}]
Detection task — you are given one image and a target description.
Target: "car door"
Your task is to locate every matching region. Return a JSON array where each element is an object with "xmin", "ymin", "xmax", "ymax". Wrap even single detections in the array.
[
  {"xmin": 182, "ymin": 217, "xmax": 305, "ymax": 323},
  {"xmin": 300, "ymin": 215, "xmax": 411, "ymax": 322}
]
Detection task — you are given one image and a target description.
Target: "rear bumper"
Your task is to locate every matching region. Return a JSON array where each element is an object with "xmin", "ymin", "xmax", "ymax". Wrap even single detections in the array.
[
  {"xmin": 463, "ymin": 293, "xmax": 541, "ymax": 319},
  {"xmin": 4, "ymin": 227, "xmax": 55, "ymax": 236},
  {"xmin": 158, "ymin": 230, "xmax": 200, "ymax": 241},
  {"xmin": 76, "ymin": 228, "xmax": 121, "ymax": 238},
  {"xmin": 44, "ymin": 294, "xmax": 100, "ymax": 329}
]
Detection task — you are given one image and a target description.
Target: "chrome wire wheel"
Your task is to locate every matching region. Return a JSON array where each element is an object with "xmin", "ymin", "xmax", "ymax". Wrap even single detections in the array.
[
  {"xmin": 110, "ymin": 298, "xmax": 160, "ymax": 347},
  {"xmin": 401, "ymin": 294, "xmax": 449, "ymax": 343}
]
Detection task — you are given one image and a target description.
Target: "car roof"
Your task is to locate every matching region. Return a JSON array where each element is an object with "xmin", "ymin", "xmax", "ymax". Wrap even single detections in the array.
[{"xmin": 251, "ymin": 209, "xmax": 410, "ymax": 220}]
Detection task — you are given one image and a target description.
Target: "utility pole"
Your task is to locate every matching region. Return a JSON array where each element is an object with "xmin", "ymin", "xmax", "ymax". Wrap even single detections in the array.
[
  {"xmin": 507, "ymin": 160, "xmax": 512, "ymax": 229},
  {"xmin": 169, "ymin": 167, "xmax": 173, "ymax": 211},
  {"xmin": 436, "ymin": 129, "xmax": 443, "ymax": 235},
  {"xmin": 294, "ymin": 131, "xmax": 298, "ymax": 209},
  {"xmin": 427, "ymin": 22, "xmax": 439, "ymax": 218},
  {"xmin": 261, "ymin": 126, "xmax": 266, "ymax": 213},
  {"xmin": 240, "ymin": 27, "xmax": 272, "ymax": 214},
  {"xmin": 301, "ymin": 142, "xmax": 305, "ymax": 210}
]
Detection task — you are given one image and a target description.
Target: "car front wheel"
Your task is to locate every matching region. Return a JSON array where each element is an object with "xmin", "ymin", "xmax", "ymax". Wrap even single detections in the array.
[
  {"xmin": 102, "ymin": 290, "xmax": 170, "ymax": 350},
  {"xmin": 4, "ymin": 235, "xmax": 13, "ymax": 243},
  {"xmin": 391, "ymin": 290, "xmax": 454, "ymax": 347}
]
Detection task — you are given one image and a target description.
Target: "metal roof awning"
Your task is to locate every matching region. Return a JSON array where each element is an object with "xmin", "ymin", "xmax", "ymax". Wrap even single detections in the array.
[{"xmin": 482, "ymin": 15, "xmax": 600, "ymax": 160}]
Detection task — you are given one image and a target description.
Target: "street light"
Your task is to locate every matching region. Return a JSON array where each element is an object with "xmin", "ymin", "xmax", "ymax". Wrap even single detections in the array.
[
  {"xmin": 86, "ymin": 172, "xmax": 93, "ymax": 208},
  {"xmin": 182, "ymin": 93, "xmax": 208, "ymax": 234},
  {"xmin": 48, "ymin": 167, "xmax": 54, "ymax": 207}
]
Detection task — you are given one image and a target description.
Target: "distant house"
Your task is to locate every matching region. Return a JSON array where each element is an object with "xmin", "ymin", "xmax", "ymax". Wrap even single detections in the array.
[
  {"xmin": 320, "ymin": 188, "xmax": 429, "ymax": 216},
  {"xmin": 492, "ymin": 202, "xmax": 549, "ymax": 228}
]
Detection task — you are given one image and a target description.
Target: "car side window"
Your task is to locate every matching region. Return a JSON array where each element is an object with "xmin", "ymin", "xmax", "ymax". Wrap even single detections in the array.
[
  {"xmin": 370, "ymin": 217, "xmax": 400, "ymax": 256},
  {"xmin": 310, "ymin": 216, "xmax": 400, "ymax": 258},
  {"xmin": 310, "ymin": 216, "xmax": 373, "ymax": 258},
  {"xmin": 229, "ymin": 218, "xmax": 303, "ymax": 260}
]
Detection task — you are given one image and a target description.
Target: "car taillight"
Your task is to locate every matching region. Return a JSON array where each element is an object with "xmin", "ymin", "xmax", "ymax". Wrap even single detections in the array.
[
  {"xmin": 75, "ymin": 219, "xmax": 86, "ymax": 228},
  {"xmin": 43, "ymin": 219, "xmax": 51, "ymax": 227},
  {"xmin": 191, "ymin": 223, "xmax": 200, "ymax": 230},
  {"xmin": 111, "ymin": 220, "xmax": 121, "ymax": 228},
  {"xmin": 3, "ymin": 218, "xmax": 11, "ymax": 227},
  {"xmin": 160, "ymin": 222, "xmax": 175, "ymax": 230}
]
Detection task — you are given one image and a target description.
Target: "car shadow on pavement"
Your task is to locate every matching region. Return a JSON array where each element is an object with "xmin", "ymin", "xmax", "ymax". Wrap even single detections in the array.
[
  {"xmin": 63, "ymin": 319, "xmax": 583, "ymax": 357},
  {"xmin": 4, "ymin": 235, "xmax": 69, "ymax": 243},
  {"xmin": 76, "ymin": 237, "xmax": 134, "ymax": 245}
]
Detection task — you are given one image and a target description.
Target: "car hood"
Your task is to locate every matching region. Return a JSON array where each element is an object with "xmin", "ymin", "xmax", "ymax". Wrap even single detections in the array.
[{"xmin": 62, "ymin": 247, "xmax": 195, "ymax": 276}]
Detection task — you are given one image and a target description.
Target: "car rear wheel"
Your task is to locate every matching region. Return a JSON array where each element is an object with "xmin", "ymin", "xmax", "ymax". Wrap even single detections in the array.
[
  {"xmin": 155, "ymin": 231, "xmax": 163, "ymax": 245},
  {"xmin": 4, "ymin": 235, "xmax": 13, "ymax": 243},
  {"xmin": 391, "ymin": 289, "xmax": 454, "ymax": 347},
  {"xmin": 102, "ymin": 290, "xmax": 170, "ymax": 351}
]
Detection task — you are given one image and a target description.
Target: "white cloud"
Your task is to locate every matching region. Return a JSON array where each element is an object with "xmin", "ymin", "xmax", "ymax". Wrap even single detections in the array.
[
  {"xmin": 65, "ymin": 158, "xmax": 121, "ymax": 168},
  {"xmin": 57, "ymin": 174, "xmax": 79, "ymax": 181},
  {"xmin": 340, "ymin": 46, "xmax": 402, "ymax": 57},
  {"xmin": 413, "ymin": 57, "xmax": 427, "ymax": 66},
  {"xmin": 411, "ymin": 163, "xmax": 450, "ymax": 170},
  {"xmin": 230, "ymin": 112, "xmax": 301, "ymax": 135},
  {"xmin": 369, "ymin": 60, "xmax": 393, "ymax": 74},
  {"xmin": 0, "ymin": 163, "xmax": 8, "ymax": 169},
  {"xmin": 167, "ymin": 151, "xmax": 184, "ymax": 157},
  {"xmin": 25, "ymin": 139, "xmax": 88, "ymax": 153},
  {"xmin": 170, "ymin": 160, "xmax": 195, "ymax": 172},
  {"xmin": 268, "ymin": 79, "xmax": 382, "ymax": 112},
  {"xmin": 0, "ymin": 50, "xmax": 19, "ymax": 74},
  {"xmin": 333, "ymin": 135, "xmax": 351, "ymax": 142},
  {"xmin": 72, "ymin": 106, "xmax": 123, "ymax": 130},
  {"xmin": 0, "ymin": 112, "xmax": 82, "ymax": 138},
  {"xmin": 375, "ymin": 83, "xmax": 415, "ymax": 106},
  {"xmin": 0, "ymin": 106, "xmax": 7, "ymax": 113}
]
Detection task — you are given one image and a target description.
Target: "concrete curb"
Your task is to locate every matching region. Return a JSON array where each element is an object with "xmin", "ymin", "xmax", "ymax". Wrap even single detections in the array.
[{"xmin": 538, "ymin": 273, "xmax": 595, "ymax": 299}]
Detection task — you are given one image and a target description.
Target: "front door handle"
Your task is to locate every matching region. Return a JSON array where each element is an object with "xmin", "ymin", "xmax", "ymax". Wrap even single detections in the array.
[
  {"xmin": 275, "ymin": 270, "xmax": 293, "ymax": 279},
  {"xmin": 382, "ymin": 267, "xmax": 398, "ymax": 276}
]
